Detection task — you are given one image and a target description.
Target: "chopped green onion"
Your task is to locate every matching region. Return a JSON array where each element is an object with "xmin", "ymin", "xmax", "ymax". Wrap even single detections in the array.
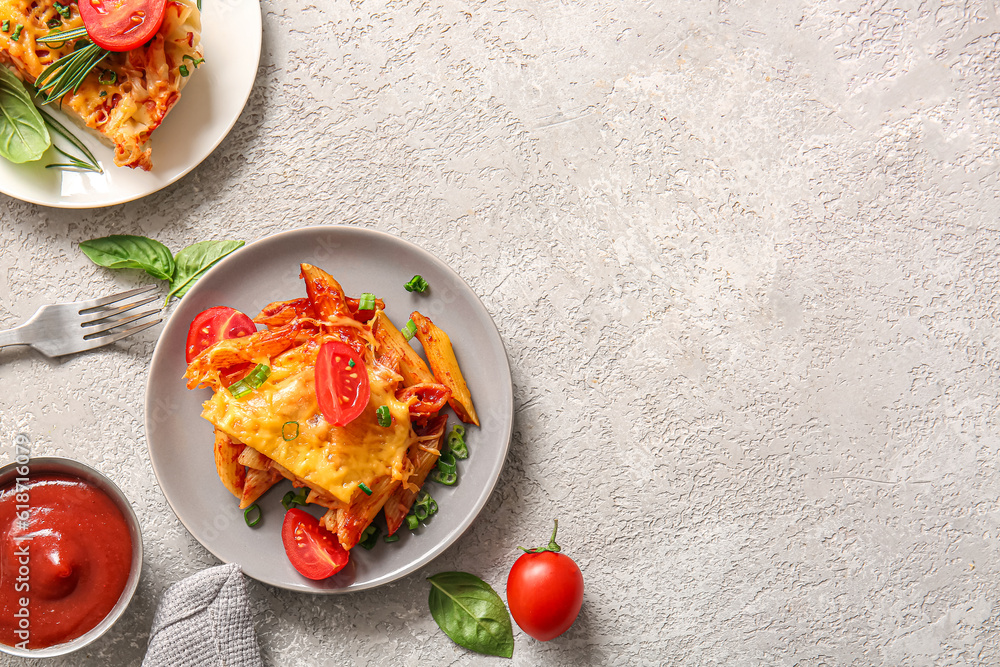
[
  {"xmin": 183, "ymin": 54, "xmax": 205, "ymax": 66},
  {"xmin": 348, "ymin": 359, "xmax": 355, "ymax": 368},
  {"xmin": 98, "ymin": 69, "xmax": 116, "ymax": 85},
  {"xmin": 11, "ymin": 24, "xmax": 23, "ymax": 41},
  {"xmin": 47, "ymin": 17, "xmax": 62, "ymax": 28},
  {"xmin": 358, "ymin": 482, "xmax": 372, "ymax": 496},
  {"xmin": 99, "ymin": 90, "xmax": 106, "ymax": 97},
  {"xmin": 227, "ymin": 363, "xmax": 271, "ymax": 398},
  {"xmin": 433, "ymin": 470, "xmax": 457, "ymax": 485},
  {"xmin": 401, "ymin": 319, "xmax": 416, "ymax": 341},
  {"xmin": 282, "ymin": 421, "xmax": 299, "ymax": 441},
  {"xmin": 406, "ymin": 514, "xmax": 419, "ymax": 530},
  {"xmin": 54, "ymin": 2, "xmax": 71, "ymax": 18},
  {"xmin": 358, "ymin": 292, "xmax": 376, "ymax": 310},
  {"xmin": 178, "ymin": 64, "xmax": 190, "ymax": 77},
  {"xmin": 410, "ymin": 491, "xmax": 437, "ymax": 521},
  {"xmin": 384, "ymin": 534, "xmax": 400, "ymax": 543},
  {"xmin": 376, "ymin": 405, "xmax": 391, "ymax": 427},
  {"xmin": 358, "ymin": 524, "xmax": 380, "ymax": 549},
  {"xmin": 404, "ymin": 275, "xmax": 429, "ymax": 293},
  {"xmin": 447, "ymin": 425, "xmax": 468, "ymax": 459},
  {"xmin": 243, "ymin": 504, "xmax": 262, "ymax": 527},
  {"xmin": 281, "ymin": 487, "xmax": 309, "ymax": 510},
  {"xmin": 2, "ymin": 20, "xmax": 9, "ymax": 32}
]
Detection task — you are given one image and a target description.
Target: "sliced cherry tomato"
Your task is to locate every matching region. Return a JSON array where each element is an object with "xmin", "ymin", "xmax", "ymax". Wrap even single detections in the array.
[
  {"xmin": 280, "ymin": 508, "xmax": 349, "ymax": 580},
  {"xmin": 80, "ymin": 0, "xmax": 168, "ymax": 52},
  {"xmin": 506, "ymin": 520, "xmax": 584, "ymax": 641},
  {"xmin": 315, "ymin": 341, "xmax": 370, "ymax": 426},
  {"xmin": 185, "ymin": 306, "xmax": 258, "ymax": 363}
]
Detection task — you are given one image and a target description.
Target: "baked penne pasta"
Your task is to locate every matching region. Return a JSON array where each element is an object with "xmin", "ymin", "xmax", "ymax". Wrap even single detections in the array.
[{"xmin": 184, "ymin": 265, "xmax": 479, "ymax": 568}]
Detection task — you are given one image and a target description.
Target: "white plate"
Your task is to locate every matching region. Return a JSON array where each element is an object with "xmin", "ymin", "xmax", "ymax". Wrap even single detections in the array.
[
  {"xmin": 145, "ymin": 226, "xmax": 514, "ymax": 592},
  {"xmin": 0, "ymin": 0, "xmax": 261, "ymax": 208}
]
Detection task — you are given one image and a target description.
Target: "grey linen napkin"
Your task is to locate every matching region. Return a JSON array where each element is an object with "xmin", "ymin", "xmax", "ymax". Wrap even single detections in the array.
[{"xmin": 142, "ymin": 563, "xmax": 263, "ymax": 667}]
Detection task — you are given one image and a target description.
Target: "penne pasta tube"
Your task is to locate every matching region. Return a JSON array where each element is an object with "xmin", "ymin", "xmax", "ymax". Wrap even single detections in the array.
[
  {"xmin": 410, "ymin": 311, "xmax": 479, "ymax": 425},
  {"xmin": 373, "ymin": 311, "xmax": 435, "ymax": 386},
  {"xmin": 240, "ymin": 467, "xmax": 282, "ymax": 509},
  {"xmin": 214, "ymin": 429, "xmax": 246, "ymax": 500}
]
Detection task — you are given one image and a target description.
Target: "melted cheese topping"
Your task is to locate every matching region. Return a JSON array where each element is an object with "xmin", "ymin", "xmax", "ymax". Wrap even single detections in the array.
[
  {"xmin": 0, "ymin": 0, "xmax": 202, "ymax": 169},
  {"xmin": 201, "ymin": 341, "xmax": 417, "ymax": 505}
]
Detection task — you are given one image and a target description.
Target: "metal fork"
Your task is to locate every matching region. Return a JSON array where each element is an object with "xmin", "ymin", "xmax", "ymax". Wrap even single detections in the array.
[{"xmin": 0, "ymin": 285, "xmax": 163, "ymax": 357}]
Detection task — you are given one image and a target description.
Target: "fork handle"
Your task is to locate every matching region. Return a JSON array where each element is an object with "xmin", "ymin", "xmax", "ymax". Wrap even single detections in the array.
[{"xmin": 0, "ymin": 326, "xmax": 28, "ymax": 349}]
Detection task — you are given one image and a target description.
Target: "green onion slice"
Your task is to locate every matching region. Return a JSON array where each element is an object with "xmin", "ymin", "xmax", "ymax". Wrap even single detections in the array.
[
  {"xmin": 359, "ymin": 524, "xmax": 380, "ymax": 549},
  {"xmin": 243, "ymin": 504, "xmax": 262, "ymax": 527},
  {"xmin": 447, "ymin": 425, "xmax": 468, "ymax": 459},
  {"xmin": 227, "ymin": 363, "xmax": 271, "ymax": 398},
  {"xmin": 179, "ymin": 64, "xmax": 189, "ymax": 77},
  {"xmin": 358, "ymin": 482, "xmax": 372, "ymax": 496},
  {"xmin": 404, "ymin": 275, "xmax": 429, "ymax": 293},
  {"xmin": 376, "ymin": 405, "xmax": 391, "ymax": 427},
  {"xmin": 348, "ymin": 359, "xmax": 355, "ymax": 368},
  {"xmin": 2, "ymin": 20, "xmax": 9, "ymax": 32},
  {"xmin": 98, "ymin": 69, "xmax": 116, "ymax": 85},
  {"xmin": 401, "ymin": 319, "xmax": 416, "ymax": 341},
  {"xmin": 11, "ymin": 24, "xmax": 23, "ymax": 41},
  {"xmin": 358, "ymin": 292, "xmax": 376, "ymax": 310},
  {"xmin": 406, "ymin": 515, "xmax": 419, "ymax": 530},
  {"xmin": 281, "ymin": 487, "xmax": 309, "ymax": 510},
  {"xmin": 282, "ymin": 421, "xmax": 299, "ymax": 441},
  {"xmin": 384, "ymin": 534, "xmax": 400, "ymax": 543},
  {"xmin": 433, "ymin": 470, "xmax": 457, "ymax": 485}
]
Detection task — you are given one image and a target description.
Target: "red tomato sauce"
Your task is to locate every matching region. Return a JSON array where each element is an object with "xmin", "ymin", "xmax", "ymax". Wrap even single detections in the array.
[{"xmin": 0, "ymin": 473, "xmax": 133, "ymax": 649}]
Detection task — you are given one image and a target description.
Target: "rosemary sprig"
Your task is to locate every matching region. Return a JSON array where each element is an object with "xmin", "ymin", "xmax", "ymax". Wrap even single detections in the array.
[
  {"xmin": 35, "ymin": 40, "xmax": 110, "ymax": 104},
  {"xmin": 38, "ymin": 108, "xmax": 103, "ymax": 173},
  {"xmin": 35, "ymin": 26, "xmax": 89, "ymax": 46}
]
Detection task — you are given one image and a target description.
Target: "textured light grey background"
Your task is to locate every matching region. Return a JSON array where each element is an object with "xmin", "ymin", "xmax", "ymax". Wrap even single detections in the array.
[{"xmin": 1, "ymin": 0, "xmax": 999, "ymax": 664}]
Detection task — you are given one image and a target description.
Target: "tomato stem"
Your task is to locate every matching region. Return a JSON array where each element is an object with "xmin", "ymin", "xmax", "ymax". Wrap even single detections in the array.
[{"xmin": 517, "ymin": 519, "xmax": 563, "ymax": 554}]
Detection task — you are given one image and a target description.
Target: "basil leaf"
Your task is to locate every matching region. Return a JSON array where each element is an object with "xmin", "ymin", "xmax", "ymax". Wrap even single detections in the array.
[
  {"xmin": 0, "ymin": 67, "xmax": 50, "ymax": 163},
  {"xmin": 167, "ymin": 240, "xmax": 245, "ymax": 302},
  {"xmin": 80, "ymin": 235, "xmax": 175, "ymax": 281},
  {"xmin": 427, "ymin": 572, "xmax": 514, "ymax": 658}
]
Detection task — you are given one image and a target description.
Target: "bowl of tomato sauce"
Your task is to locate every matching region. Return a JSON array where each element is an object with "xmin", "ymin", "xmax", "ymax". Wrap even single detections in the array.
[{"xmin": 0, "ymin": 457, "xmax": 143, "ymax": 658}]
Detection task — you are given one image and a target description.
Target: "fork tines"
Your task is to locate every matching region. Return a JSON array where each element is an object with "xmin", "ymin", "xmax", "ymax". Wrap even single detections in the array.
[{"xmin": 80, "ymin": 285, "xmax": 163, "ymax": 345}]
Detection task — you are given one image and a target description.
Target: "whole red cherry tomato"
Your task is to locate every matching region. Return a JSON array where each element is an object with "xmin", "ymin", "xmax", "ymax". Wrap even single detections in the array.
[
  {"xmin": 315, "ymin": 340, "xmax": 370, "ymax": 426},
  {"xmin": 280, "ymin": 508, "xmax": 349, "ymax": 580},
  {"xmin": 80, "ymin": 0, "xmax": 169, "ymax": 52},
  {"xmin": 506, "ymin": 520, "xmax": 584, "ymax": 641}
]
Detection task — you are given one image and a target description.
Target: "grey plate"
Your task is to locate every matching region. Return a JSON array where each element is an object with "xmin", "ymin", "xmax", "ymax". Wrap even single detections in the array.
[{"xmin": 145, "ymin": 226, "xmax": 513, "ymax": 593}]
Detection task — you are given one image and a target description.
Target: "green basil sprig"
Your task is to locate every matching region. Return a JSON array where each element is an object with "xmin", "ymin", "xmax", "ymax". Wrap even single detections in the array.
[
  {"xmin": 167, "ymin": 240, "xmax": 245, "ymax": 301},
  {"xmin": 80, "ymin": 235, "xmax": 175, "ymax": 281},
  {"xmin": 80, "ymin": 235, "xmax": 244, "ymax": 304},
  {"xmin": 0, "ymin": 67, "xmax": 50, "ymax": 164},
  {"xmin": 428, "ymin": 572, "xmax": 514, "ymax": 658}
]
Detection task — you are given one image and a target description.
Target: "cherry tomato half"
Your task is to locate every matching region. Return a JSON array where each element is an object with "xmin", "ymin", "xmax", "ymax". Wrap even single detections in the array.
[
  {"xmin": 280, "ymin": 508, "xmax": 349, "ymax": 580},
  {"xmin": 315, "ymin": 341, "xmax": 370, "ymax": 426},
  {"xmin": 80, "ymin": 0, "xmax": 168, "ymax": 52},
  {"xmin": 506, "ymin": 521, "xmax": 584, "ymax": 641},
  {"xmin": 185, "ymin": 306, "xmax": 258, "ymax": 363}
]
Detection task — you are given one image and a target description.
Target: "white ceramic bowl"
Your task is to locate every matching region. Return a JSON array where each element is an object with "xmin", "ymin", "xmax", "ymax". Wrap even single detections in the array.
[{"xmin": 0, "ymin": 457, "xmax": 143, "ymax": 658}]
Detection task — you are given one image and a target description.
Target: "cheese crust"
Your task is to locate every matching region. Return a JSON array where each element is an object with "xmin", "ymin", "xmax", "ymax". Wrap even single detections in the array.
[
  {"xmin": 0, "ymin": 0, "xmax": 203, "ymax": 169},
  {"xmin": 202, "ymin": 337, "xmax": 419, "ymax": 505}
]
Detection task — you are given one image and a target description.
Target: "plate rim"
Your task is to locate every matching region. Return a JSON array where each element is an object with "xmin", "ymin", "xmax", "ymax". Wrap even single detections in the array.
[
  {"xmin": 144, "ymin": 225, "xmax": 514, "ymax": 593},
  {"xmin": 0, "ymin": 0, "xmax": 263, "ymax": 209}
]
